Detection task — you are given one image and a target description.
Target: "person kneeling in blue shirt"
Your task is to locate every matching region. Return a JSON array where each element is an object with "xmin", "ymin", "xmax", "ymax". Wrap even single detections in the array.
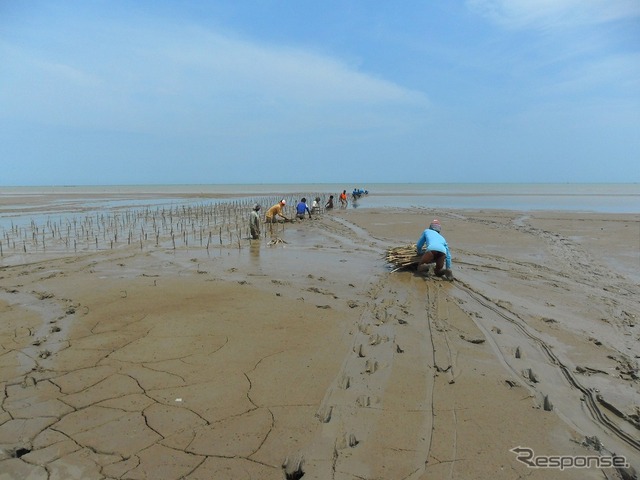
[
  {"xmin": 416, "ymin": 219, "xmax": 453, "ymax": 280},
  {"xmin": 296, "ymin": 198, "xmax": 312, "ymax": 220}
]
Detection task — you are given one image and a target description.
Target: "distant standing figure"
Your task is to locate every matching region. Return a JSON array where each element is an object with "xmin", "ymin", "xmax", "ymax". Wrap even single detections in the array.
[
  {"xmin": 296, "ymin": 198, "xmax": 312, "ymax": 220},
  {"xmin": 325, "ymin": 195, "xmax": 334, "ymax": 210},
  {"xmin": 339, "ymin": 190, "xmax": 348, "ymax": 208},
  {"xmin": 266, "ymin": 200, "xmax": 289, "ymax": 223},
  {"xmin": 249, "ymin": 203, "xmax": 261, "ymax": 239},
  {"xmin": 416, "ymin": 219, "xmax": 453, "ymax": 280}
]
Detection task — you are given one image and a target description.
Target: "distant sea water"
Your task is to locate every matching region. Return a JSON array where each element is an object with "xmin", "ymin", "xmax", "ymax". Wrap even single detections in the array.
[{"xmin": 0, "ymin": 183, "xmax": 638, "ymax": 230}]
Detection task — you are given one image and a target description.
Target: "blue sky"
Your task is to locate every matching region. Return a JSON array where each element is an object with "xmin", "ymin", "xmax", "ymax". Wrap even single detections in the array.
[{"xmin": 1, "ymin": 0, "xmax": 639, "ymax": 185}]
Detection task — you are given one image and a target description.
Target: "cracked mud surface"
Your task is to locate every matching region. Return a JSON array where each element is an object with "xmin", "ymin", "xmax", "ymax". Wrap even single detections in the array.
[{"xmin": 1, "ymin": 204, "xmax": 638, "ymax": 479}]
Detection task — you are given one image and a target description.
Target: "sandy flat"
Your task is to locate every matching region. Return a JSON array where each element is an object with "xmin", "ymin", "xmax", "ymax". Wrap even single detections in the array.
[{"xmin": 0, "ymin": 201, "xmax": 638, "ymax": 479}]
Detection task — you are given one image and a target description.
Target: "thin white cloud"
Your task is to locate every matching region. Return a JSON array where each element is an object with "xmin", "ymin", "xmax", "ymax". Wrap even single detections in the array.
[
  {"xmin": 1, "ymin": 22, "xmax": 429, "ymax": 137},
  {"xmin": 463, "ymin": 0, "xmax": 640, "ymax": 102},
  {"xmin": 156, "ymin": 28, "xmax": 429, "ymax": 107},
  {"xmin": 467, "ymin": 0, "xmax": 640, "ymax": 30}
]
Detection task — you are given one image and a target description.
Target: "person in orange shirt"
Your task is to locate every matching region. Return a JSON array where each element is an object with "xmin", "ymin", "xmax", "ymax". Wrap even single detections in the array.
[{"xmin": 339, "ymin": 190, "xmax": 348, "ymax": 208}]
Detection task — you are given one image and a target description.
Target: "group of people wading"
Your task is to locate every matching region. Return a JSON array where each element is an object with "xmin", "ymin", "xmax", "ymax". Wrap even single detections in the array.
[{"xmin": 249, "ymin": 194, "xmax": 454, "ymax": 281}]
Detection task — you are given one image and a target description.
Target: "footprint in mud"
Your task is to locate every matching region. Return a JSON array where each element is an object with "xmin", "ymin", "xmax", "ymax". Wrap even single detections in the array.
[
  {"xmin": 307, "ymin": 287, "xmax": 334, "ymax": 296},
  {"xmin": 358, "ymin": 323, "xmax": 372, "ymax": 335},
  {"xmin": 21, "ymin": 376, "xmax": 36, "ymax": 388},
  {"xmin": 364, "ymin": 359, "xmax": 378, "ymax": 374},
  {"xmin": 33, "ymin": 291, "xmax": 54, "ymax": 300},
  {"xmin": 369, "ymin": 334, "xmax": 387, "ymax": 346},
  {"xmin": 282, "ymin": 455, "xmax": 305, "ymax": 480},
  {"xmin": 339, "ymin": 374, "xmax": 351, "ymax": 389},
  {"xmin": 523, "ymin": 368, "xmax": 539, "ymax": 383},
  {"xmin": 460, "ymin": 334, "xmax": 484, "ymax": 344},
  {"xmin": 316, "ymin": 405, "xmax": 333, "ymax": 423}
]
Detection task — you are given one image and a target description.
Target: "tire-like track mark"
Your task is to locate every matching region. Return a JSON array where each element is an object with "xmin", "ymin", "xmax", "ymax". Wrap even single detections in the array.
[{"xmin": 454, "ymin": 280, "xmax": 640, "ymax": 455}]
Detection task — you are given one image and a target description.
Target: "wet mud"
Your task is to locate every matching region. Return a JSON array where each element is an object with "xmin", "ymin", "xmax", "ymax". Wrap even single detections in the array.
[{"xmin": 0, "ymin": 205, "xmax": 638, "ymax": 479}]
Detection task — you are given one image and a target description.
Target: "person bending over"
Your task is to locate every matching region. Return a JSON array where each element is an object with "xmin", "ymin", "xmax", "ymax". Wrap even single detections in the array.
[
  {"xmin": 416, "ymin": 219, "xmax": 453, "ymax": 280},
  {"xmin": 266, "ymin": 200, "xmax": 289, "ymax": 223}
]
